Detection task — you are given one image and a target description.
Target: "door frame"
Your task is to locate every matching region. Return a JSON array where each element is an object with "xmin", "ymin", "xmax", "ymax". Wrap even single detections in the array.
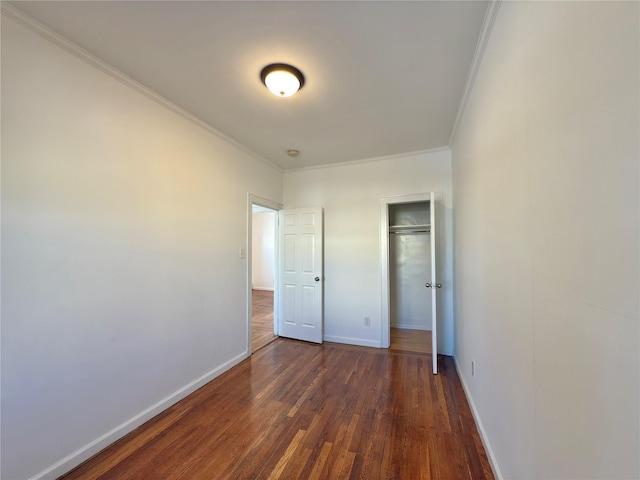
[
  {"xmin": 380, "ymin": 193, "xmax": 433, "ymax": 349},
  {"xmin": 247, "ymin": 193, "xmax": 282, "ymax": 355}
]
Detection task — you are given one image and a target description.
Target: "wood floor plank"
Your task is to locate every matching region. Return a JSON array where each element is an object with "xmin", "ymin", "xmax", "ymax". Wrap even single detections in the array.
[
  {"xmin": 390, "ymin": 327, "xmax": 432, "ymax": 354},
  {"xmin": 266, "ymin": 428, "xmax": 307, "ymax": 479},
  {"xmin": 252, "ymin": 289, "xmax": 277, "ymax": 352},
  {"xmin": 307, "ymin": 441, "xmax": 333, "ymax": 480},
  {"xmin": 59, "ymin": 340, "xmax": 494, "ymax": 480}
]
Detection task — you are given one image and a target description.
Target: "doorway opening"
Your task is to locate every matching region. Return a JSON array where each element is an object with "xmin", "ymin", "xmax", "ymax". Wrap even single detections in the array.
[
  {"xmin": 381, "ymin": 193, "xmax": 439, "ymax": 373},
  {"xmin": 248, "ymin": 195, "xmax": 281, "ymax": 353}
]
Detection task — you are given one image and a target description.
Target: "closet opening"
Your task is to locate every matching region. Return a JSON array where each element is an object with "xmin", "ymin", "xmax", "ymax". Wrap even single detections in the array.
[
  {"xmin": 388, "ymin": 201, "xmax": 432, "ymax": 354},
  {"xmin": 381, "ymin": 192, "xmax": 440, "ymax": 373}
]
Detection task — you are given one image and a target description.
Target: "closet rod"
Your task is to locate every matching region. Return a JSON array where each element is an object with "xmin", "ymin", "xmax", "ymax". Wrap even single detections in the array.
[{"xmin": 389, "ymin": 230, "xmax": 430, "ymax": 235}]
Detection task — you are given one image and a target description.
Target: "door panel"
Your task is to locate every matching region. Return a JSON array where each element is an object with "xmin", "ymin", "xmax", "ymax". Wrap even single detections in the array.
[
  {"xmin": 283, "ymin": 285, "xmax": 296, "ymax": 325},
  {"xmin": 278, "ymin": 207, "xmax": 323, "ymax": 343},
  {"xmin": 284, "ymin": 235, "xmax": 296, "ymax": 272},
  {"xmin": 302, "ymin": 286, "xmax": 315, "ymax": 326}
]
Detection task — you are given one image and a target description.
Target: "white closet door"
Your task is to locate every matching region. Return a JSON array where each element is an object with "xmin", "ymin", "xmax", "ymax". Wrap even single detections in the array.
[{"xmin": 429, "ymin": 192, "xmax": 440, "ymax": 374}]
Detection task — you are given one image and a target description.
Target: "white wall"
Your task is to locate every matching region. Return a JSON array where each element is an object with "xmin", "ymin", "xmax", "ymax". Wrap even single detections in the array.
[
  {"xmin": 1, "ymin": 14, "xmax": 282, "ymax": 480},
  {"xmin": 283, "ymin": 150, "xmax": 454, "ymax": 353},
  {"xmin": 452, "ymin": 2, "xmax": 639, "ymax": 479},
  {"xmin": 390, "ymin": 233, "xmax": 432, "ymax": 330},
  {"xmin": 251, "ymin": 211, "xmax": 276, "ymax": 290}
]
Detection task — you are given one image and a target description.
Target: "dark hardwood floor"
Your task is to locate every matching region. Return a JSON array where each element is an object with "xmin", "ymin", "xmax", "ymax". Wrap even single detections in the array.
[
  {"xmin": 252, "ymin": 289, "xmax": 277, "ymax": 353},
  {"xmin": 390, "ymin": 327, "xmax": 431, "ymax": 354},
  {"xmin": 60, "ymin": 339, "xmax": 494, "ymax": 480}
]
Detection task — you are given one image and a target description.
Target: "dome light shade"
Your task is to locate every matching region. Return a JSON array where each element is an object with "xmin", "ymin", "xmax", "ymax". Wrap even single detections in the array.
[{"xmin": 260, "ymin": 64, "xmax": 305, "ymax": 97}]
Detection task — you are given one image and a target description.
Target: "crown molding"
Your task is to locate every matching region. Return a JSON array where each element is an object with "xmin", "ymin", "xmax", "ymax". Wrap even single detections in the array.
[
  {"xmin": 1, "ymin": 3, "xmax": 284, "ymax": 174},
  {"xmin": 284, "ymin": 145, "xmax": 451, "ymax": 174},
  {"xmin": 448, "ymin": 0, "xmax": 502, "ymax": 147}
]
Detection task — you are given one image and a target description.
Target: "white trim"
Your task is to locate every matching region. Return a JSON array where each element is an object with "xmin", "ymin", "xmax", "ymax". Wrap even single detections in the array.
[
  {"xmin": 0, "ymin": 3, "xmax": 282, "ymax": 175},
  {"xmin": 453, "ymin": 357, "xmax": 503, "ymax": 480},
  {"xmin": 31, "ymin": 351, "xmax": 250, "ymax": 480},
  {"xmin": 448, "ymin": 0, "xmax": 502, "ymax": 146},
  {"xmin": 323, "ymin": 335, "xmax": 381, "ymax": 349},
  {"xmin": 252, "ymin": 287, "xmax": 274, "ymax": 292},
  {"xmin": 284, "ymin": 146, "xmax": 451, "ymax": 174},
  {"xmin": 391, "ymin": 323, "xmax": 431, "ymax": 331},
  {"xmin": 248, "ymin": 194, "xmax": 281, "ymax": 213}
]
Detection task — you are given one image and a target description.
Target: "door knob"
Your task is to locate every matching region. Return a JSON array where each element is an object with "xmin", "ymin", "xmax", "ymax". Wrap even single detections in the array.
[
  {"xmin": 425, "ymin": 282, "xmax": 442, "ymax": 289},
  {"xmin": 435, "ymin": 283, "xmax": 442, "ymax": 288},
  {"xmin": 314, "ymin": 277, "xmax": 320, "ymax": 282},
  {"xmin": 425, "ymin": 282, "xmax": 432, "ymax": 288}
]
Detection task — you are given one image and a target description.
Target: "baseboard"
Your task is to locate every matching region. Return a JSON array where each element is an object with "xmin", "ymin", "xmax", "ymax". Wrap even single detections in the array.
[
  {"xmin": 453, "ymin": 357, "xmax": 503, "ymax": 480},
  {"xmin": 391, "ymin": 323, "xmax": 431, "ymax": 331},
  {"xmin": 323, "ymin": 335, "xmax": 381, "ymax": 348},
  {"xmin": 33, "ymin": 350, "xmax": 251, "ymax": 480},
  {"xmin": 251, "ymin": 287, "xmax": 274, "ymax": 291}
]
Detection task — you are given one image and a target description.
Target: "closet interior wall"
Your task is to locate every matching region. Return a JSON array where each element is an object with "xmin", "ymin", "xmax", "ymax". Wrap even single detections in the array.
[{"xmin": 389, "ymin": 201, "xmax": 432, "ymax": 331}]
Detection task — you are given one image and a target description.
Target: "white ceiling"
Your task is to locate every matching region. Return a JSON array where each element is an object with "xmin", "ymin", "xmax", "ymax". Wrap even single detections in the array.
[{"xmin": 8, "ymin": 1, "xmax": 489, "ymax": 171}]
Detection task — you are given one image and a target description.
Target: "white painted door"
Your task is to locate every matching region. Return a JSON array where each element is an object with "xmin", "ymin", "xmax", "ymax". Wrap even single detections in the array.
[
  {"xmin": 278, "ymin": 207, "xmax": 323, "ymax": 344},
  {"xmin": 428, "ymin": 192, "xmax": 440, "ymax": 374}
]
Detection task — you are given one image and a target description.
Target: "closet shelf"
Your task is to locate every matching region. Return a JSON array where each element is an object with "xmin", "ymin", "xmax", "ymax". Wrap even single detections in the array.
[
  {"xmin": 389, "ymin": 224, "xmax": 431, "ymax": 231},
  {"xmin": 388, "ymin": 224, "xmax": 431, "ymax": 235}
]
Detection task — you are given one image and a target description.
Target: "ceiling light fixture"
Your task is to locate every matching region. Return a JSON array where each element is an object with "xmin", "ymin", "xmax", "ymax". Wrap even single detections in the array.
[{"xmin": 260, "ymin": 63, "xmax": 305, "ymax": 98}]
